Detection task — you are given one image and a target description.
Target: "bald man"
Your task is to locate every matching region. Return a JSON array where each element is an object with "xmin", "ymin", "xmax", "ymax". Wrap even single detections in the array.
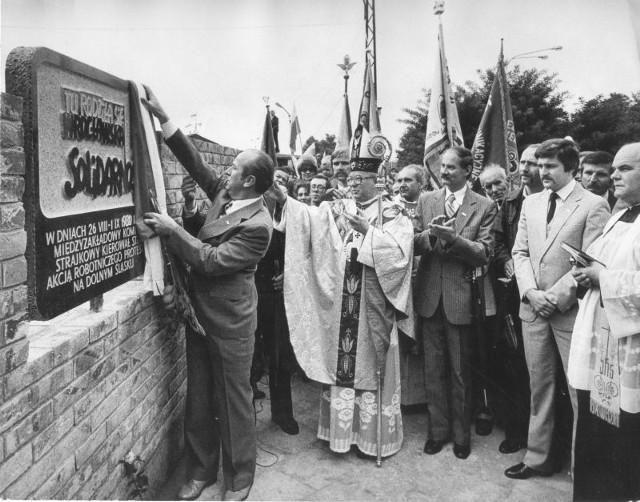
[{"xmin": 143, "ymin": 88, "xmax": 273, "ymax": 501}]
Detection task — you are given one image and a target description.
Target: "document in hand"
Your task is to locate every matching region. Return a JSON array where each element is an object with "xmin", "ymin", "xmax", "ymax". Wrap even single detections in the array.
[{"xmin": 560, "ymin": 241, "xmax": 606, "ymax": 268}]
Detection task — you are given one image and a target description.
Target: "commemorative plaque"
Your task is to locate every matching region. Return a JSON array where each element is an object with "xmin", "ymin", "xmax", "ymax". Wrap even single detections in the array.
[{"xmin": 6, "ymin": 47, "xmax": 145, "ymax": 319}]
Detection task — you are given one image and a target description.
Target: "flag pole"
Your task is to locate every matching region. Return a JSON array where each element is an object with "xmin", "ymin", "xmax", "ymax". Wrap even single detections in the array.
[{"xmin": 425, "ymin": 0, "xmax": 446, "ymax": 189}]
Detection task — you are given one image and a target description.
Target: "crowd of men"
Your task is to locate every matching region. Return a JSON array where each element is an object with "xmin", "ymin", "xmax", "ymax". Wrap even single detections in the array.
[{"xmin": 141, "ymin": 86, "xmax": 640, "ymax": 502}]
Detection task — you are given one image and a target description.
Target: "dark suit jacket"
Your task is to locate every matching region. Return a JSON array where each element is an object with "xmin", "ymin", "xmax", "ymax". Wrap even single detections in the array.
[
  {"xmin": 414, "ymin": 188, "xmax": 497, "ymax": 325},
  {"xmin": 494, "ymin": 186, "xmax": 525, "ymax": 271},
  {"xmin": 164, "ymin": 130, "xmax": 273, "ymax": 339}
]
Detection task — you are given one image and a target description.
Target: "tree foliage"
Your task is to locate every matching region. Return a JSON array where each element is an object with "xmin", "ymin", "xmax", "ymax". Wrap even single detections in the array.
[
  {"xmin": 301, "ymin": 134, "xmax": 337, "ymax": 157},
  {"xmin": 568, "ymin": 92, "xmax": 640, "ymax": 154},
  {"xmin": 398, "ymin": 63, "xmax": 640, "ymax": 166}
]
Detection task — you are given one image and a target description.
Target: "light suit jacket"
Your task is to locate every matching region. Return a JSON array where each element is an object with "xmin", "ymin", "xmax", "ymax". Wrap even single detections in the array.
[
  {"xmin": 512, "ymin": 182, "xmax": 610, "ymax": 330},
  {"xmin": 414, "ymin": 188, "xmax": 497, "ymax": 325}
]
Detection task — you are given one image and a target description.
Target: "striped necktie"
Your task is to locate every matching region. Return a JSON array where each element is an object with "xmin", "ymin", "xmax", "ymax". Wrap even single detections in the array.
[{"xmin": 445, "ymin": 194, "xmax": 457, "ymax": 219}]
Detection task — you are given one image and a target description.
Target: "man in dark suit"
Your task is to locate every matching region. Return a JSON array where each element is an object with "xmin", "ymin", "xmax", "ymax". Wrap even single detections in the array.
[
  {"xmin": 414, "ymin": 146, "xmax": 497, "ymax": 459},
  {"xmin": 270, "ymin": 110, "xmax": 279, "ymax": 153},
  {"xmin": 507, "ymin": 138, "xmax": 610, "ymax": 480},
  {"xmin": 493, "ymin": 144, "xmax": 541, "ymax": 454},
  {"xmin": 580, "ymin": 151, "xmax": 617, "ymax": 210},
  {"xmin": 142, "ymin": 88, "xmax": 273, "ymax": 502}
]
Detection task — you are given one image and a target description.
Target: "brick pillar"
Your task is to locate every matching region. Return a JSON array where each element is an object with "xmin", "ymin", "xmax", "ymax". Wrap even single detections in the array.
[{"xmin": 0, "ymin": 92, "xmax": 29, "ymax": 385}]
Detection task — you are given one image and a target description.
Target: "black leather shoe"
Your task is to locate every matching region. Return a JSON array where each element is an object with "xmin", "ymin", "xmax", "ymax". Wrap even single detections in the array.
[
  {"xmin": 499, "ymin": 438, "xmax": 526, "ymax": 454},
  {"xmin": 272, "ymin": 415, "xmax": 300, "ymax": 435},
  {"xmin": 504, "ymin": 462, "xmax": 554, "ymax": 480},
  {"xmin": 423, "ymin": 438, "xmax": 448, "ymax": 455},
  {"xmin": 453, "ymin": 443, "xmax": 470, "ymax": 459},
  {"xmin": 475, "ymin": 412, "xmax": 493, "ymax": 436},
  {"xmin": 177, "ymin": 478, "xmax": 216, "ymax": 500},
  {"xmin": 223, "ymin": 484, "xmax": 251, "ymax": 501}
]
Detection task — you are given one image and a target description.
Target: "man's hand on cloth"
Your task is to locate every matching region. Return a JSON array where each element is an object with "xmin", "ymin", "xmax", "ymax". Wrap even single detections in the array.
[
  {"xmin": 161, "ymin": 284, "xmax": 176, "ymax": 312},
  {"xmin": 143, "ymin": 212, "xmax": 180, "ymax": 236},
  {"xmin": 141, "ymin": 84, "xmax": 170, "ymax": 124},
  {"xmin": 272, "ymin": 272, "xmax": 284, "ymax": 291}
]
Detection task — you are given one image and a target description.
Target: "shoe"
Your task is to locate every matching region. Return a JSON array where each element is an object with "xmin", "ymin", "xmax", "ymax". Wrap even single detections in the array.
[
  {"xmin": 475, "ymin": 412, "xmax": 493, "ymax": 436},
  {"xmin": 177, "ymin": 478, "xmax": 215, "ymax": 500},
  {"xmin": 504, "ymin": 462, "xmax": 554, "ymax": 480},
  {"xmin": 223, "ymin": 484, "xmax": 252, "ymax": 501},
  {"xmin": 423, "ymin": 438, "xmax": 448, "ymax": 455},
  {"xmin": 499, "ymin": 438, "xmax": 526, "ymax": 454},
  {"xmin": 253, "ymin": 389, "xmax": 266, "ymax": 400},
  {"xmin": 453, "ymin": 443, "xmax": 470, "ymax": 459},
  {"xmin": 272, "ymin": 415, "xmax": 300, "ymax": 435}
]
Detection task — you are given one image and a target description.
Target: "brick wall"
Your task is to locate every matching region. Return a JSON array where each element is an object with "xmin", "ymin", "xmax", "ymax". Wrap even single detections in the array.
[
  {"xmin": 162, "ymin": 134, "xmax": 240, "ymax": 222},
  {"xmin": 0, "ymin": 92, "xmax": 29, "ymax": 391}
]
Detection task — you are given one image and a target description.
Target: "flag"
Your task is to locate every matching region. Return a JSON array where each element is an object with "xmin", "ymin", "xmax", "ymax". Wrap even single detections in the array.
[
  {"xmin": 303, "ymin": 142, "xmax": 316, "ymax": 157},
  {"xmin": 357, "ymin": 60, "xmax": 381, "ymax": 135},
  {"xmin": 335, "ymin": 91, "xmax": 352, "ymax": 151},
  {"xmin": 351, "ymin": 60, "xmax": 383, "ymax": 162},
  {"xmin": 289, "ymin": 103, "xmax": 301, "ymax": 153},
  {"xmin": 129, "ymin": 82, "xmax": 164, "ymax": 295},
  {"xmin": 471, "ymin": 43, "xmax": 519, "ymax": 189},
  {"xmin": 261, "ymin": 107, "xmax": 277, "ymax": 165},
  {"xmin": 423, "ymin": 19, "xmax": 464, "ymax": 188}
]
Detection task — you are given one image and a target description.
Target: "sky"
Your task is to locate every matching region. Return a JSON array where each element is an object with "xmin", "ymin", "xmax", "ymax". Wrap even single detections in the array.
[{"xmin": 2, "ymin": 0, "xmax": 640, "ymax": 159}]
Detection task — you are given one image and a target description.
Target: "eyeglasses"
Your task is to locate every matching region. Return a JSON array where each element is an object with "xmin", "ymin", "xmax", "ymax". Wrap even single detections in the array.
[{"xmin": 346, "ymin": 175, "xmax": 377, "ymax": 186}]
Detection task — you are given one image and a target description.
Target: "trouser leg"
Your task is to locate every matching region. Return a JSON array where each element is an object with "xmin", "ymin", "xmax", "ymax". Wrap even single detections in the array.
[
  {"xmin": 209, "ymin": 334, "xmax": 256, "ymax": 492},
  {"xmin": 522, "ymin": 318, "xmax": 557, "ymax": 470},
  {"xmin": 445, "ymin": 321, "xmax": 472, "ymax": 446},
  {"xmin": 184, "ymin": 327, "xmax": 219, "ymax": 481},
  {"xmin": 422, "ymin": 303, "xmax": 450, "ymax": 441}
]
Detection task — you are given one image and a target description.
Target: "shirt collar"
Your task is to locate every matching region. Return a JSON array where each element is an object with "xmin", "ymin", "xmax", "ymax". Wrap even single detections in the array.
[
  {"xmin": 445, "ymin": 184, "xmax": 468, "ymax": 205},
  {"xmin": 550, "ymin": 179, "xmax": 576, "ymax": 202},
  {"xmin": 226, "ymin": 196, "xmax": 261, "ymax": 214}
]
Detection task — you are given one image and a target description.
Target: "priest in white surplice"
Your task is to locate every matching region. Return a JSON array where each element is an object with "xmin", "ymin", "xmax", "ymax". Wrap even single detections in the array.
[
  {"xmin": 568, "ymin": 143, "xmax": 640, "ymax": 501},
  {"xmin": 273, "ymin": 131, "xmax": 414, "ymax": 457}
]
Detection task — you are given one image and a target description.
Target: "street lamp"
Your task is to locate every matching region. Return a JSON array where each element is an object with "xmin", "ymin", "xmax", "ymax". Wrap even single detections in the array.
[
  {"xmin": 506, "ymin": 45, "xmax": 562, "ymax": 65},
  {"xmin": 275, "ymin": 102, "xmax": 291, "ymax": 119}
]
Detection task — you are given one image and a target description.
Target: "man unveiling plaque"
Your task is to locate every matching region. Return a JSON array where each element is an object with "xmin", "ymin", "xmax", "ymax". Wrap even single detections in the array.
[{"xmin": 6, "ymin": 47, "xmax": 145, "ymax": 319}]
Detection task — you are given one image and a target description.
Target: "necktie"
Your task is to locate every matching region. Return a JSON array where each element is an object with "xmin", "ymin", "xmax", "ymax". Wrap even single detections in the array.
[
  {"xmin": 547, "ymin": 192, "xmax": 558, "ymax": 224},
  {"xmin": 445, "ymin": 194, "xmax": 457, "ymax": 219}
]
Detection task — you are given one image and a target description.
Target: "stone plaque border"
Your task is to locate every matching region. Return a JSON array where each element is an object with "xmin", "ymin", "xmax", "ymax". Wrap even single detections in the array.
[{"xmin": 6, "ymin": 47, "xmax": 144, "ymax": 319}]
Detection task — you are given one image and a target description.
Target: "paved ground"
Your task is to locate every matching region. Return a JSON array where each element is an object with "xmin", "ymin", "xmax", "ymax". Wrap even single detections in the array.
[{"xmin": 159, "ymin": 376, "xmax": 572, "ymax": 501}]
